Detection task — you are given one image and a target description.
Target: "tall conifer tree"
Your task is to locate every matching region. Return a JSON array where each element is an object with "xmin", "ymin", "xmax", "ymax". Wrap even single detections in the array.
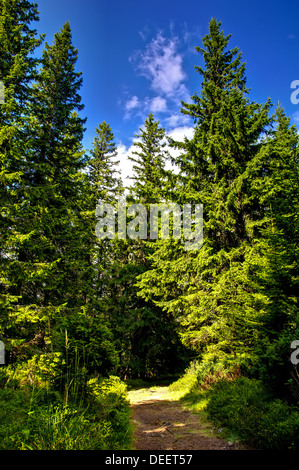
[
  {"xmin": 0, "ymin": 0, "xmax": 42, "ymax": 360},
  {"xmin": 102, "ymin": 114, "xmax": 188, "ymax": 377},
  {"xmin": 21, "ymin": 21, "xmax": 86, "ymax": 309},
  {"xmin": 89, "ymin": 121, "xmax": 122, "ymax": 204},
  {"xmin": 137, "ymin": 20, "xmax": 271, "ymax": 371},
  {"xmin": 128, "ymin": 112, "xmax": 171, "ymax": 204},
  {"xmin": 245, "ymin": 107, "xmax": 299, "ymax": 398},
  {"xmin": 19, "ymin": 22, "xmax": 118, "ymax": 384},
  {"xmin": 87, "ymin": 121, "xmax": 123, "ymax": 307}
]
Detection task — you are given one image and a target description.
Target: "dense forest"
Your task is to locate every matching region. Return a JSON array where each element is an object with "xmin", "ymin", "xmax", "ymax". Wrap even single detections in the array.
[{"xmin": 0, "ymin": 0, "xmax": 299, "ymax": 450}]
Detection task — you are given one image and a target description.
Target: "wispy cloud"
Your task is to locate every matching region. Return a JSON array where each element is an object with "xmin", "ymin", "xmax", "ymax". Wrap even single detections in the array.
[
  {"xmin": 125, "ymin": 95, "xmax": 140, "ymax": 112},
  {"xmin": 124, "ymin": 95, "xmax": 168, "ymax": 119},
  {"xmin": 165, "ymin": 113, "xmax": 190, "ymax": 128},
  {"xmin": 150, "ymin": 96, "xmax": 167, "ymax": 113},
  {"xmin": 131, "ymin": 32, "xmax": 187, "ymax": 99},
  {"xmin": 125, "ymin": 30, "xmax": 191, "ymax": 123},
  {"xmin": 124, "ymin": 95, "xmax": 140, "ymax": 119}
]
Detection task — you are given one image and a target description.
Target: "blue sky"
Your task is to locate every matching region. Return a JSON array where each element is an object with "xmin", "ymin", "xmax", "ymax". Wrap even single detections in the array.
[{"xmin": 35, "ymin": 0, "xmax": 299, "ymax": 184}]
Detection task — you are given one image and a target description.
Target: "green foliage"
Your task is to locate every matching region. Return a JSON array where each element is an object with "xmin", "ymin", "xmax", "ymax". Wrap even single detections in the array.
[
  {"xmin": 169, "ymin": 357, "xmax": 240, "ymax": 397},
  {"xmin": 25, "ymin": 404, "xmax": 113, "ymax": 450},
  {"xmin": 55, "ymin": 307, "xmax": 118, "ymax": 377},
  {"xmin": 206, "ymin": 377, "xmax": 299, "ymax": 449},
  {"xmin": 86, "ymin": 376, "xmax": 132, "ymax": 448},
  {"xmin": 250, "ymin": 326, "xmax": 299, "ymax": 401},
  {"xmin": 169, "ymin": 362, "xmax": 199, "ymax": 393},
  {"xmin": 0, "ymin": 374, "xmax": 132, "ymax": 450},
  {"xmin": 0, "ymin": 0, "xmax": 43, "ymax": 341},
  {"xmin": 128, "ymin": 112, "xmax": 172, "ymax": 202},
  {"xmin": 5, "ymin": 353, "xmax": 63, "ymax": 389}
]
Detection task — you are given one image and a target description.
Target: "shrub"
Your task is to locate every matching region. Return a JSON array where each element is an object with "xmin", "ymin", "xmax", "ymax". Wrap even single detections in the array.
[
  {"xmin": 206, "ymin": 377, "xmax": 299, "ymax": 449},
  {"xmin": 0, "ymin": 388, "xmax": 32, "ymax": 450},
  {"xmin": 86, "ymin": 376, "xmax": 132, "ymax": 449},
  {"xmin": 4, "ymin": 353, "xmax": 64, "ymax": 389},
  {"xmin": 0, "ymin": 387, "xmax": 106, "ymax": 450},
  {"xmin": 169, "ymin": 356, "xmax": 240, "ymax": 398},
  {"xmin": 169, "ymin": 361, "xmax": 199, "ymax": 394}
]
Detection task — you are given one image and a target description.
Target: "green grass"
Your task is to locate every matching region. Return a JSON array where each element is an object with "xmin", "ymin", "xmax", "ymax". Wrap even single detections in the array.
[{"xmin": 0, "ymin": 373, "xmax": 133, "ymax": 450}]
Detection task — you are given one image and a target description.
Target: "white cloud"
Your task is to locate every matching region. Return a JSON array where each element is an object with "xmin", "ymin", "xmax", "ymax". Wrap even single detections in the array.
[
  {"xmin": 168, "ymin": 125, "xmax": 194, "ymax": 141},
  {"xmin": 165, "ymin": 113, "xmax": 190, "ymax": 128},
  {"xmin": 125, "ymin": 95, "xmax": 140, "ymax": 112},
  {"xmin": 124, "ymin": 95, "xmax": 143, "ymax": 120},
  {"xmin": 150, "ymin": 96, "xmax": 167, "ymax": 113},
  {"xmin": 139, "ymin": 25, "xmax": 150, "ymax": 41},
  {"xmin": 123, "ymin": 94, "xmax": 168, "ymax": 120},
  {"xmin": 116, "ymin": 143, "xmax": 135, "ymax": 188},
  {"xmin": 124, "ymin": 29, "xmax": 194, "ymax": 121},
  {"xmin": 131, "ymin": 32, "xmax": 188, "ymax": 99}
]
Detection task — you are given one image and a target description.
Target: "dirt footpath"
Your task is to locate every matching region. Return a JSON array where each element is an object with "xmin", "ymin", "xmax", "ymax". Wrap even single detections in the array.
[{"xmin": 129, "ymin": 386, "xmax": 246, "ymax": 451}]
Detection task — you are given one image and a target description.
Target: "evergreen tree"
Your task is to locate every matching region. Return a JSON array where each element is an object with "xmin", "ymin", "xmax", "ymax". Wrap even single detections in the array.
[
  {"xmin": 89, "ymin": 121, "xmax": 122, "ymax": 204},
  {"xmin": 0, "ymin": 0, "xmax": 42, "ymax": 361},
  {"xmin": 246, "ymin": 107, "xmax": 299, "ymax": 399},
  {"xmin": 26, "ymin": 23, "xmax": 118, "ymax": 383},
  {"xmin": 0, "ymin": 19, "xmax": 117, "ymax": 384},
  {"xmin": 102, "ymin": 114, "xmax": 189, "ymax": 378},
  {"xmin": 87, "ymin": 121, "xmax": 123, "ymax": 307},
  {"xmin": 128, "ymin": 112, "xmax": 172, "ymax": 204},
  {"xmin": 13, "ymin": 21, "xmax": 87, "ymax": 313},
  {"xmin": 137, "ymin": 19, "xmax": 272, "ymax": 373}
]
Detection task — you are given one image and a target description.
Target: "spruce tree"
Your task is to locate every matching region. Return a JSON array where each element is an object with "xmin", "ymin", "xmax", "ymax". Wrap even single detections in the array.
[
  {"xmin": 0, "ymin": 0, "xmax": 42, "ymax": 361},
  {"xmin": 103, "ymin": 113, "xmax": 189, "ymax": 378},
  {"xmin": 246, "ymin": 107, "xmax": 299, "ymax": 398},
  {"xmin": 22, "ymin": 21, "xmax": 86, "ymax": 307},
  {"xmin": 0, "ymin": 19, "xmax": 117, "ymax": 383},
  {"xmin": 137, "ymin": 19, "xmax": 272, "ymax": 373},
  {"xmin": 26, "ymin": 23, "xmax": 118, "ymax": 383},
  {"xmin": 128, "ymin": 112, "xmax": 172, "ymax": 204},
  {"xmin": 87, "ymin": 121, "xmax": 123, "ymax": 307},
  {"xmin": 89, "ymin": 121, "xmax": 122, "ymax": 204}
]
